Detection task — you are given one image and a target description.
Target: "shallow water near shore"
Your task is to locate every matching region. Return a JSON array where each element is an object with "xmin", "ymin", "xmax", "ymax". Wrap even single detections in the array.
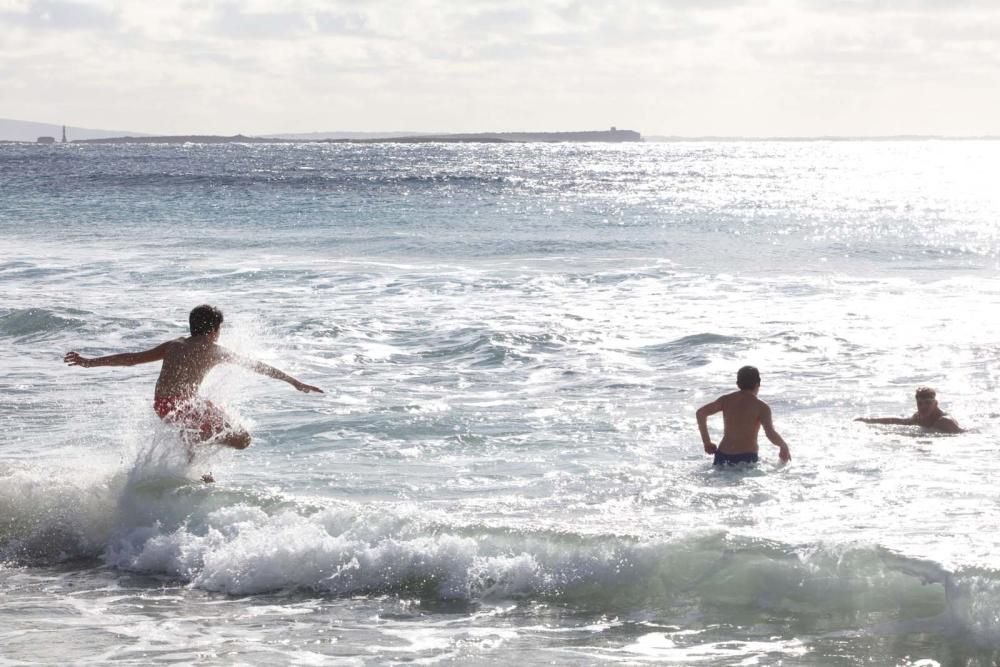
[{"xmin": 3, "ymin": 141, "xmax": 1000, "ymax": 664}]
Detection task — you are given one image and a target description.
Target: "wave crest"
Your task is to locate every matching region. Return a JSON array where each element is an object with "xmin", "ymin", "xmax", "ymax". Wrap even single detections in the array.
[
  {"xmin": 0, "ymin": 308, "xmax": 86, "ymax": 341},
  {"xmin": 5, "ymin": 456, "xmax": 1000, "ymax": 645}
]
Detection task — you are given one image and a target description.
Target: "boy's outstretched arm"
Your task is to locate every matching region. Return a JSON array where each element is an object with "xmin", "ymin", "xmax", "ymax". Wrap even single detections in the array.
[
  {"xmin": 222, "ymin": 351, "xmax": 323, "ymax": 393},
  {"xmin": 64, "ymin": 342, "xmax": 170, "ymax": 368}
]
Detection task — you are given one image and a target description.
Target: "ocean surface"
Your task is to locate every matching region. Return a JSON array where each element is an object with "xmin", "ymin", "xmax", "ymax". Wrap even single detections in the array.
[{"xmin": 2, "ymin": 140, "xmax": 1000, "ymax": 665}]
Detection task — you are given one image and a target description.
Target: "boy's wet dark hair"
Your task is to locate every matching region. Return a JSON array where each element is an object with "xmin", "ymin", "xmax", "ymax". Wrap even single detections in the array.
[
  {"xmin": 915, "ymin": 386, "xmax": 936, "ymax": 400},
  {"xmin": 189, "ymin": 305, "xmax": 224, "ymax": 336},
  {"xmin": 736, "ymin": 365, "xmax": 761, "ymax": 390}
]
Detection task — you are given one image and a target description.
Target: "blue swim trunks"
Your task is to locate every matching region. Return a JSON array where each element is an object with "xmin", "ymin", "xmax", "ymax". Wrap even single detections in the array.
[{"xmin": 713, "ymin": 451, "xmax": 759, "ymax": 466}]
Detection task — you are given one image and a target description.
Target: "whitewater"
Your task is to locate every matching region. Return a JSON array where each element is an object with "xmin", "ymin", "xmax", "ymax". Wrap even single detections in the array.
[{"xmin": 2, "ymin": 140, "xmax": 1000, "ymax": 665}]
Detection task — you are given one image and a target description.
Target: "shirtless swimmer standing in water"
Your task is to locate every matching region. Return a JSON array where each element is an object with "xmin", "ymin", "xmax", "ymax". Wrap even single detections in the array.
[{"xmin": 696, "ymin": 365, "xmax": 792, "ymax": 465}]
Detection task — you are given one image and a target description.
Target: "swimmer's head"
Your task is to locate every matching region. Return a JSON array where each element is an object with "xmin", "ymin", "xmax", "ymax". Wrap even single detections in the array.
[
  {"xmin": 190, "ymin": 304, "xmax": 224, "ymax": 337},
  {"xmin": 915, "ymin": 386, "xmax": 938, "ymax": 415},
  {"xmin": 737, "ymin": 365, "xmax": 761, "ymax": 391}
]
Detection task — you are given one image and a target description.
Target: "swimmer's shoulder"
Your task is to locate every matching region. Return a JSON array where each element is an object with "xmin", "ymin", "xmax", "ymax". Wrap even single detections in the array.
[
  {"xmin": 161, "ymin": 337, "xmax": 188, "ymax": 352},
  {"xmin": 933, "ymin": 414, "xmax": 963, "ymax": 433}
]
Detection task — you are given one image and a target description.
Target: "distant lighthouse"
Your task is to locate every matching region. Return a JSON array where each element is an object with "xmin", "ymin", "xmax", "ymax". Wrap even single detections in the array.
[{"xmin": 62, "ymin": 125, "xmax": 67, "ymax": 143}]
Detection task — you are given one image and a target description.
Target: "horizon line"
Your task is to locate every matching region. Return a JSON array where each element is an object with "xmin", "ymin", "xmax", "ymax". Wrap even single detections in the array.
[{"xmin": 5, "ymin": 119, "xmax": 1000, "ymax": 142}]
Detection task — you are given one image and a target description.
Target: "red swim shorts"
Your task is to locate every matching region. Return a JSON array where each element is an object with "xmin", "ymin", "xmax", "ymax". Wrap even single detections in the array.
[{"xmin": 154, "ymin": 396, "xmax": 228, "ymax": 441}]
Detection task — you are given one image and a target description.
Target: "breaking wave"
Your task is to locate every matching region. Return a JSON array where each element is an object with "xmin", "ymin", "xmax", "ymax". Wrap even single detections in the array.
[{"xmin": 2, "ymin": 446, "xmax": 999, "ymax": 646}]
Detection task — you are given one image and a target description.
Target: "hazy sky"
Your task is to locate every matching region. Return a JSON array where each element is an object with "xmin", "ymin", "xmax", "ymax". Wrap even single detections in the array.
[{"xmin": 2, "ymin": 0, "xmax": 999, "ymax": 136}]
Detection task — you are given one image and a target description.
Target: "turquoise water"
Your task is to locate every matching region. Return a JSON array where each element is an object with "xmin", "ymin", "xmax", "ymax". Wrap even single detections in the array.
[{"xmin": 3, "ymin": 141, "xmax": 1000, "ymax": 664}]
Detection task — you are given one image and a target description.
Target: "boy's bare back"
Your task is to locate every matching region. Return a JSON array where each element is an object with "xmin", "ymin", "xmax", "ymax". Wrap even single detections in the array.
[
  {"xmin": 154, "ymin": 337, "xmax": 229, "ymax": 399},
  {"xmin": 715, "ymin": 391, "xmax": 771, "ymax": 455}
]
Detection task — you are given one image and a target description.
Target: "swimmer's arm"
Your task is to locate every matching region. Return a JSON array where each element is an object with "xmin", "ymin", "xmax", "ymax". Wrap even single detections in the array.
[
  {"xmin": 64, "ymin": 342, "xmax": 170, "ymax": 368},
  {"xmin": 220, "ymin": 349, "xmax": 324, "ymax": 393},
  {"xmin": 695, "ymin": 399, "xmax": 721, "ymax": 454},
  {"xmin": 760, "ymin": 404, "xmax": 791, "ymax": 462},
  {"xmin": 854, "ymin": 416, "xmax": 916, "ymax": 425}
]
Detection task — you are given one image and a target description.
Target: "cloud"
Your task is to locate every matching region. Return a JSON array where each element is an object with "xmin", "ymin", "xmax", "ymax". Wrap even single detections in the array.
[
  {"xmin": 2, "ymin": 0, "xmax": 1000, "ymax": 135},
  {"xmin": 458, "ymin": 6, "xmax": 536, "ymax": 32},
  {"xmin": 799, "ymin": 0, "xmax": 998, "ymax": 11},
  {"xmin": 208, "ymin": 2, "xmax": 311, "ymax": 40},
  {"xmin": 739, "ymin": 5, "xmax": 1000, "ymax": 78},
  {"xmin": 313, "ymin": 9, "xmax": 374, "ymax": 36},
  {"xmin": 0, "ymin": 0, "xmax": 119, "ymax": 31}
]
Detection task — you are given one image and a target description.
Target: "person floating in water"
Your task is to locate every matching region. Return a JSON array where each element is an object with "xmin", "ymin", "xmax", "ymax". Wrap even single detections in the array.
[
  {"xmin": 64, "ymin": 305, "xmax": 323, "ymax": 476},
  {"xmin": 696, "ymin": 365, "xmax": 792, "ymax": 466},
  {"xmin": 855, "ymin": 386, "xmax": 962, "ymax": 433}
]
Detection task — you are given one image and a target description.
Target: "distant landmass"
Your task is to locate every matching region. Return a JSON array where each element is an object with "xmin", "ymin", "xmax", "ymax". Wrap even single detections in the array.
[
  {"xmin": 324, "ymin": 129, "xmax": 643, "ymax": 143},
  {"xmin": 1, "ymin": 119, "xmax": 643, "ymax": 144},
  {"xmin": 71, "ymin": 133, "xmax": 419, "ymax": 144},
  {"xmin": 260, "ymin": 131, "xmax": 422, "ymax": 141},
  {"xmin": 0, "ymin": 118, "xmax": 150, "ymax": 142},
  {"xmin": 71, "ymin": 128, "xmax": 644, "ymax": 144},
  {"xmin": 4, "ymin": 119, "xmax": 996, "ymax": 144},
  {"xmin": 72, "ymin": 134, "xmax": 279, "ymax": 144}
]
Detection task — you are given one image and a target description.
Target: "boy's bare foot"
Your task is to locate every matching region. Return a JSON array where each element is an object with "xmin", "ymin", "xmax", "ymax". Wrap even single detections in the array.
[{"xmin": 201, "ymin": 473, "xmax": 215, "ymax": 483}]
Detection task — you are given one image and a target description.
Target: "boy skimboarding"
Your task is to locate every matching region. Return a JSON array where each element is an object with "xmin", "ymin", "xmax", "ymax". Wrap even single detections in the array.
[{"xmin": 65, "ymin": 305, "xmax": 323, "ymax": 465}]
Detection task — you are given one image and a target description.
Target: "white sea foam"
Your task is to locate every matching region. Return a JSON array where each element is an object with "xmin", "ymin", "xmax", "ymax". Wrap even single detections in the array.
[{"xmin": 8, "ymin": 447, "xmax": 1000, "ymax": 650}]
